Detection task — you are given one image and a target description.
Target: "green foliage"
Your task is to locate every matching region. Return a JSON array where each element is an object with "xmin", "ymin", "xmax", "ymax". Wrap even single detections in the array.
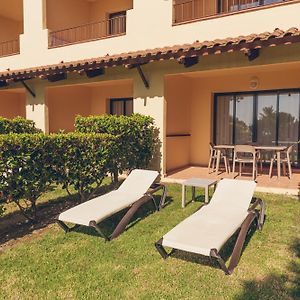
[
  {"xmin": 0, "ymin": 133, "xmax": 116, "ymax": 221},
  {"xmin": 48, "ymin": 133, "xmax": 116, "ymax": 202},
  {"xmin": 0, "ymin": 116, "xmax": 41, "ymax": 134},
  {"xmin": 0, "ymin": 134, "xmax": 51, "ymax": 221},
  {"xmin": 75, "ymin": 114, "xmax": 155, "ymax": 181},
  {"xmin": 0, "ymin": 203, "xmax": 4, "ymax": 216}
]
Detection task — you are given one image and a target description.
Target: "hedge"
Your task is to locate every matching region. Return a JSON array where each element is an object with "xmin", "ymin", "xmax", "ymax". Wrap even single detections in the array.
[
  {"xmin": 75, "ymin": 114, "xmax": 155, "ymax": 181},
  {"xmin": 0, "ymin": 133, "xmax": 116, "ymax": 221},
  {"xmin": 0, "ymin": 116, "xmax": 41, "ymax": 134}
]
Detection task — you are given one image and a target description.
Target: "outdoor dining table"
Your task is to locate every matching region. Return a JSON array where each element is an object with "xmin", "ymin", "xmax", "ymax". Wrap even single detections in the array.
[{"xmin": 214, "ymin": 144, "xmax": 287, "ymax": 177}]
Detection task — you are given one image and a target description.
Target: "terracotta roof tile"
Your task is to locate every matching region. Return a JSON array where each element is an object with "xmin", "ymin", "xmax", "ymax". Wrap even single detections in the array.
[{"xmin": 1, "ymin": 27, "xmax": 300, "ymax": 81}]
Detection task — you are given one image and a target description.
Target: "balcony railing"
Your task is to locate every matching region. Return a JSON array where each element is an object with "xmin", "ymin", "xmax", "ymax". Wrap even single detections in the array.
[
  {"xmin": 48, "ymin": 15, "xmax": 126, "ymax": 48},
  {"xmin": 173, "ymin": 0, "xmax": 295, "ymax": 24},
  {"xmin": 0, "ymin": 39, "xmax": 20, "ymax": 57}
]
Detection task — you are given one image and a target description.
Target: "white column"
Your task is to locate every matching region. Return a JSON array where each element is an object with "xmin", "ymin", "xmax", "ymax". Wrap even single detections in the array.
[
  {"xmin": 20, "ymin": 0, "xmax": 48, "ymax": 67},
  {"xmin": 133, "ymin": 69, "xmax": 167, "ymax": 176},
  {"xmin": 25, "ymin": 80, "xmax": 49, "ymax": 133}
]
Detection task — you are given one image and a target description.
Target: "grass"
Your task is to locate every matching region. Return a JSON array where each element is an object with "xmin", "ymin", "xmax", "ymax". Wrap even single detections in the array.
[{"xmin": 0, "ymin": 184, "xmax": 299, "ymax": 299}]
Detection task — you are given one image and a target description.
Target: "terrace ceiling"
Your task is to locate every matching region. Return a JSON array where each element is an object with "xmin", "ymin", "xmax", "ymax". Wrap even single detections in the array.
[{"xmin": 0, "ymin": 0, "xmax": 23, "ymax": 22}]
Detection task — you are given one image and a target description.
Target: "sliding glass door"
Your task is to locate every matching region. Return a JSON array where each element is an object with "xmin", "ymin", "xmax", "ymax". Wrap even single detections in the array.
[
  {"xmin": 214, "ymin": 90, "xmax": 300, "ymax": 166},
  {"xmin": 235, "ymin": 94, "xmax": 253, "ymax": 144},
  {"xmin": 278, "ymin": 92, "xmax": 300, "ymax": 164}
]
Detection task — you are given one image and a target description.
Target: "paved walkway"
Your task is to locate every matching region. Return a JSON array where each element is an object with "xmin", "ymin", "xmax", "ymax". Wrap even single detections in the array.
[{"xmin": 163, "ymin": 166, "xmax": 300, "ymax": 196}]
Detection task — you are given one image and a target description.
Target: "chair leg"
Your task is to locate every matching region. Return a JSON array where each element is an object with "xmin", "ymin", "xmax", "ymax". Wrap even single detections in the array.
[
  {"xmin": 208, "ymin": 154, "xmax": 212, "ymax": 172},
  {"xmin": 252, "ymin": 161, "xmax": 256, "ymax": 180},
  {"xmin": 269, "ymin": 158, "xmax": 274, "ymax": 178},
  {"xmin": 232, "ymin": 159, "xmax": 236, "ymax": 178},
  {"xmin": 282, "ymin": 162, "xmax": 287, "ymax": 176},
  {"xmin": 211, "ymin": 157, "xmax": 216, "ymax": 173},
  {"xmin": 239, "ymin": 162, "xmax": 242, "ymax": 176},
  {"xmin": 287, "ymin": 155, "xmax": 292, "ymax": 179},
  {"xmin": 223, "ymin": 157, "xmax": 228, "ymax": 174}
]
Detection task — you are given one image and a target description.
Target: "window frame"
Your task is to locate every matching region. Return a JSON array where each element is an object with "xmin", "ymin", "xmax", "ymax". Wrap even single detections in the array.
[
  {"xmin": 109, "ymin": 97, "xmax": 133, "ymax": 116},
  {"xmin": 213, "ymin": 88, "xmax": 300, "ymax": 166}
]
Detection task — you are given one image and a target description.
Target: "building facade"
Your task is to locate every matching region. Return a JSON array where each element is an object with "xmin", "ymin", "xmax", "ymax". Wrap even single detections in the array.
[{"xmin": 1, "ymin": 0, "xmax": 300, "ymax": 175}]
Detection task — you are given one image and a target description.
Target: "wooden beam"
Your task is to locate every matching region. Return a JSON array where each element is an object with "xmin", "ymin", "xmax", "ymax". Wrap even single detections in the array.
[
  {"xmin": 85, "ymin": 68, "xmax": 105, "ymax": 78},
  {"xmin": 179, "ymin": 56, "xmax": 199, "ymax": 67},
  {"xmin": 47, "ymin": 73, "xmax": 67, "ymax": 82},
  {"xmin": 245, "ymin": 48, "xmax": 260, "ymax": 61},
  {"xmin": 21, "ymin": 80, "xmax": 36, "ymax": 98},
  {"xmin": 0, "ymin": 80, "xmax": 8, "ymax": 88},
  {"xmin": 136, "ymin": 65, "xmax": 149, "ymax": 89}
]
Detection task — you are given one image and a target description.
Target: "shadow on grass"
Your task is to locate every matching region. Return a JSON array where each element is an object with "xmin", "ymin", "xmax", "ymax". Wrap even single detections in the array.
[
  {"xmin": 73, "ymin": 195, "xmax": 173, "ymax": 239},
  {"xmin": 235, "ymin": 238, "xmax": 300, "ymax": 300},
  {"xmin": 170, "ymin": 219, "xmax": 259, "ymax": 272},
  {"xmin": 0, "ymin": 182, "xmax": 117, "ymax": 246}
]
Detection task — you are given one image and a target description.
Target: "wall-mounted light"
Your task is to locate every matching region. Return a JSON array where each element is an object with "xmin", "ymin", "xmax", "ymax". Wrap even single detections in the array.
[{"xmin": 249, "ymin": 76, "xmax": 259, "ymax": 90}]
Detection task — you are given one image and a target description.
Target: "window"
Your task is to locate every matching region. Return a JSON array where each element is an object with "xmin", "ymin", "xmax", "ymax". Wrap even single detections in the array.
[
  {"xmin": 214, "ymin": 90, "xmax": 300, "ymax": 166},
  {"xmin": 108, "ymin": 11, "xmax": 126, "ymax": 35},
  {"xmin": 110, "ymin": 98, "xmax": 133, "ymax": 116}
]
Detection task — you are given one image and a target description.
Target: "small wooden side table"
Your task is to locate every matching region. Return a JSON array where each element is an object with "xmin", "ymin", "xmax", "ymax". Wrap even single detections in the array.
[{"xmin": 181, "ymin": 178, "xmax": 218, "ymax": 208}]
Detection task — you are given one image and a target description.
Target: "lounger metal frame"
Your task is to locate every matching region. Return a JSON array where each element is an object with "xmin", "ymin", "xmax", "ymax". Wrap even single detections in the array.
[
  {"xmin": 155, "ymin": 197, "xmax": 265, "ymax": 275},
  {"xmin": 57, "ymin": 183, "xmax": 167, "ymax": 241}
]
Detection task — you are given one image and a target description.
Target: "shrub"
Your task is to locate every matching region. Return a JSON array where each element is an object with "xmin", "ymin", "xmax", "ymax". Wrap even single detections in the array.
[
  {"xmin": 0, "ymin": 133, "xmax": 116, "ymax": 221},
  {"xmin": 75, "ymin": 114, "xmax": 155, "ymax": 181},
  {"xmin": 0, "ymin": 134, "xmax": 51, "ymax": 221},
  {"xmin": 0, "ymin": 203, "xmax": 4, "ymax": 217},
  {"xmin": 0, "ymin": 116, "xmax": 41, "ymax": 134},
  {"xmin": 48, "ymin": 133, "xmax": 117, "ymax": 202}
]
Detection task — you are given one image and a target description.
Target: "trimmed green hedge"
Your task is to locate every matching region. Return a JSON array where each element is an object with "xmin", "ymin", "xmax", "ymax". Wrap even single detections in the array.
[
  {"xmin": 0, "ymin": 117, "xmax": 41, "ymax": 134},
  {"xmin": 75, "ymin": 114, "xmax": 155, "ymax": 181},
  {"xmin": 0, "ymin": 133, "xmax": 116, "ymax": 221}
]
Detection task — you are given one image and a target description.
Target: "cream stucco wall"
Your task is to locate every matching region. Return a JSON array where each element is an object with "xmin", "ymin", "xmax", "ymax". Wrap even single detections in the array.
[
  {"xmin": 0, "ymin": 90, "xmax": 25, "ymax": 118},
  {"xmin": 190, "ymin": 66, "xmax": 300, "ymax": 165},
  {"xmin": 47, "ymin": 79, "xmax": 133, "ymax": 132},
  {"xmin": 165, "ymin": 76, "xmax": 191, "ymax": 171},
  {"xmin": 1, "ymin": 0, "xmax": 300, "ymax": 71},
  {"xmin": 47, "ymin": 85, "xmax": 92, "ymax": 132},
  {"xmin": 90, "ymin": 79, "xmax": 133, "ymax": 115},
  {"xmin": 166, "ymin": 64, "xmax": 300, "ymax": 170}
]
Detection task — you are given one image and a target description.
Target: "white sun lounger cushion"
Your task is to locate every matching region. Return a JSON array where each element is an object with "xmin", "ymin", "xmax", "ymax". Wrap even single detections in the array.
[
  {"xmin": 161, "ymin": 179, "xmax": 256, "ymax": 257},
  {"xmin": 58, "ymin": 169, "xmax": 159, "ymax": 226}
]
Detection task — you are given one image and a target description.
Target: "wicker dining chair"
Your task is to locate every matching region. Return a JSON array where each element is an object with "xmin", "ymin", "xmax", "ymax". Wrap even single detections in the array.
[
  {"xmin": 269, "ymin": 144, "xmax": 294, "ymax": 179},
  {"xmin": 208, "ymin": 143, "xmax": 230, "ymax": 174},
  {"xmin": 232, "ymin": 145, "xmax": 259, "ymax": 180}
]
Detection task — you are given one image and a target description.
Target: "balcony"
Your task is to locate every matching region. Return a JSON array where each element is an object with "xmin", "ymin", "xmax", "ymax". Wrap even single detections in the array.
[
  {"xmin": 0, "ymin": 39, "xmax": 20, "ymax": 58},
  {"xmin": 0, "ymin": 0, "xmax": 23, "ymax": 58},
  {"xmin": 46, "ymin": 0, "xmax": 132, "ymax": 49},
  {"xmin": 173, "ymin": 0, "xmax": 296, "ymax": 24},
  {"xmin": 48, "ymin": 15, "xmax": 126, "ymax": 48}
]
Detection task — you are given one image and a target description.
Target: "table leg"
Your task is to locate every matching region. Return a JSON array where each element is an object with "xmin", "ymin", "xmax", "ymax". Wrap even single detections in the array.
[
  {"xmin": 276, "ymin": 150, "xmax": 281, "ymax": 178},
  {"xmin": 216, "ymin": 150, "xmax": 221, "ymax": 174},
  {"xmin": 205, "ymin": 186, "xmax": 209, "ymax": 204},
  {"xmin": 181, "ymin": 184, "xmax": 186, "ymax": 208},
  {"xmin": 192, "ymin": 186, "xmax": 195, "ymax": 202}
]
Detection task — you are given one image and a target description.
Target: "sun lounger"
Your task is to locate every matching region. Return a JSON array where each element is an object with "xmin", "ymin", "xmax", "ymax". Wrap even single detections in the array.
[
  {"xmin": 57, "ymin": 169, "xmax": 166, "ymax": 241},
  {"xmin": 155, "ymin": 179, "xmax": 265, "ymax": 275}
]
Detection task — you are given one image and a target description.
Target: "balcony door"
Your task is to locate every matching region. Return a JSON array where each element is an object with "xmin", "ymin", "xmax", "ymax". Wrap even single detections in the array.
[
  {"xmin": 214, "ymin": 90, "xmax": 300, "ymax": 166},
  {"xmin": 108, "ymin": 11, "xmax": 126, "ymax": 36}
]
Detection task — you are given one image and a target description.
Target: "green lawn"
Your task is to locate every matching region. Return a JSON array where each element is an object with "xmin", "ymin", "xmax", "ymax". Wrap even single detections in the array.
[{"xmin": 0, "ymin": 184, "xmax": 299, "ymax": 299}]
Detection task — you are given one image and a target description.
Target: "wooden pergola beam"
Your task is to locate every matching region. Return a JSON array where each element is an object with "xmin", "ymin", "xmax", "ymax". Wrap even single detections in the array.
[
  {"xmin": 21, "ymin": 80, "xmax": 36, "ymax": 98},
  {"xmin": 136, "ymin": 64, "xmax": 149, "ymax": 89}
]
